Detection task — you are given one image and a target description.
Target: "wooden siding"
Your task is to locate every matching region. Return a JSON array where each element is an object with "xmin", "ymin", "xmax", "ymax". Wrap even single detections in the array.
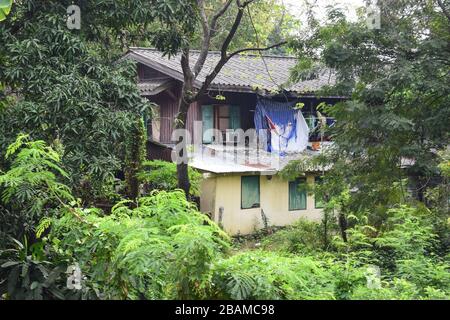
[
  {"xmin": 146, "ymin": 141, "xmax": 173, "ymax": 162},
  {"xmin": 147, "ymin": 86, "xmax": 201, "ymax": 144}
]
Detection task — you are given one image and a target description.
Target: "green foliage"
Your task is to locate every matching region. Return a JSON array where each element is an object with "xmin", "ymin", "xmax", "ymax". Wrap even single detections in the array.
[
  {"xmin": 138, "ymin": 160, "xmax": 202, "ymax": 196},
  {"xmin": 0, "ymin": 237, "xmax": 70, "ymax": 300},
  {"xmin": 0, "ymin": 0, "xmax": 12, "ymax": 21},
  {"xmin": 334, "ymin": 205, "xmax": 450, "ymax": 297},
  {"xmin": 0, "ymin": 137, "xmax": 448, "ymax": 301},
  {"xmin": 47, "ymin": 190, "xmax": 230, "ymax": 299},
  {"xmin": 195, "ymin": 0, "xmax": 297, "ymax": 54},
  {"xmin": 262, "ymin": 219, "xmax": 333, "ymax": 254},
  {"xmin": 0, "ymin": 0, "xmax": 154, "ymax": 201},
  {"xmin": 0, "ymin": 134, "xmax": 73, "ymax": 206},
  {"xmin": 438, "ymin": 148, "xmax": 450, "ymax": 178},
  {"xmin": 350, "ymin": 279, "xmax": 423, "ymax": 300},
  {"xmin": 124, "ymin": 117, "xmax": 146, "ymax": 201},
  {"xmin": 253, "ymin": 205, "xmax": 449, "ymax": 300},
  {"xmin": 211, "ymin": 250, "xmax": 338, "ymax": 300},
  {"xmin": 290, "ymin": 0, "xmax": 450, "ymax": 218},
  {"xmin": 0, "ymin": 134, "xmax": 74, "ymax": 240}
]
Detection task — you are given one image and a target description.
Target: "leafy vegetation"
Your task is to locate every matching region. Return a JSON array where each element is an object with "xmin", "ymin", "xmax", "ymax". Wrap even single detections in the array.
[
  {"xmin": 138, "ymin": 160, "xmax": 202, "ymax": 197},
  {"xmin": 0, "ymin": 135, "xmax": 448, "ymax": 300},
  {"xmin": 0, "ymin": 0, "xmax": 153, "ymax": 204},
  {"xmin": 0, "ymin": 0, "xmax": 449, "ymax": 301},
  {"xmin": 0, "ymin": 237, "xmax": 70, "ymax": 300},
  {"xmin": 44, "ymin": 190, "xmax": 229, "ymax": 299},
  {"xmin": 0, "ymin": 0, "xmax": 12, "ymax": 21},
  {"xmin": 0, "ymin": 134, "xmax": 73, "ymax": 242},
  {"xmin": 213, "ymin": 205, "xmax": 449, "ymax": 300}
]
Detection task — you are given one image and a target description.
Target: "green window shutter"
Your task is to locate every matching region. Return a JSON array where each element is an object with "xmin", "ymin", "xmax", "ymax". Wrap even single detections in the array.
[
  {"xmin": 241, "ymin": 176, "xmax": 260, "ymax": 209},
  {"xmin": 315, "ymin": 176, "xmax": 325, "ymax": 209},
  {"xmin": 230, "ymin": 105, "xmax": 241, "ymax": 130},
  {"xmin": 289, "ymin": 178, "xmax": 307, "ymax": 211},
  {"xmin": 306, "ymin": 115, "xmax": 316, "ymax": 131},
  {"xmin": 202, "ymin": 105, "xmax": 214, "ymax": 143}
]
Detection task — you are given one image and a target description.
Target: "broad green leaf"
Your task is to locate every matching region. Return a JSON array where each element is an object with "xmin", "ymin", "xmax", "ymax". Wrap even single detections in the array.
[{"xmin": 0, "ymin": 0, "xmax": 12, "ymax": 22}]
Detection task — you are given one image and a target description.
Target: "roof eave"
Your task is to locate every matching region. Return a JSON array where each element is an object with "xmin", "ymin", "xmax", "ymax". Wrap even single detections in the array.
[
  {"xmin": 139, "ymin": 79, "xmax": 177, "ymax": 96},
  {"xmin": 125, "ymin": 51, "xmax": 203, "ymax": 89}
]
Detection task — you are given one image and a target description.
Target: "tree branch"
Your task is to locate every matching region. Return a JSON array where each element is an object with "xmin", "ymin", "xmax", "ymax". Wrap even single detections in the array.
[
  {"xmin": 437, "ymin": 0, "xmax": 450, "ymax": 23},
  {"xmin": 193, "ymin": 0, "xmax": 285, "ymax": 101},
  {"xmin": 193, "ymin": 40, "xmax": 286, "ymax": 101},
  {"xmin": 228, "ymin": 41, "xmax": 287, "ymax": 59},
  {"xmin": 219, "ymin": 0, "xmax": 251, "ymax": 59},
  {"xmin": 192, "ymin": 1, "xmax": 247, "ymax": 99},
  {"xmin": 180, "ymin": 48, "xmax": 194, "ymax": 82},
  {"xmin": 193, "ymin": 0, "xmax": 234, "ymax": 76},
  {"xmin": 210, "ymin": 0, "xmax": 234, "ymax": 33},
  {"xmin": 193, "ymin": 0, "xmax": 212, "ymax": 76}
]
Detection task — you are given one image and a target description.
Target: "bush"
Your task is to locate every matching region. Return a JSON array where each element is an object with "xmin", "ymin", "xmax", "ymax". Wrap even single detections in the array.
[
  {"xmin": 46, "ymin": 190, "xmax": 230, "ymax": 299},
  {"xmin": 261, "ymin": 219, "xmax": 332, "ymax": 254},
  {"xmin": 331, "ymin": 205, "xmax": 450, "ymax": 298},
  {"xmin": 0, "ymin": 238, "xmax": 71, "ymax": 300},
  {"xmin": 350, "ymin": 279, "xmax": 421, "ymax": 300},
  {"xmin": 0, "ymin": 134, "xmax": 74, "ymax": 243},
  {"xmin": 210, "ymin": 250, "xmax": 338, "ymax": 300},
  {"xmin": 138, "ymin": 160, "xmax": 202, "ymax": 196}
]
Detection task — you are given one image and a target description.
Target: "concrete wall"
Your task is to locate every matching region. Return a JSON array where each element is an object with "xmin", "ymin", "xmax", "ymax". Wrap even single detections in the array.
[
  {"xmin": 199, "ymin": 174, "xmax": 216, "ymax": 219},
  {"xmin": 200, "ymin": 173, "xmax": 323, "ymax": 235}
]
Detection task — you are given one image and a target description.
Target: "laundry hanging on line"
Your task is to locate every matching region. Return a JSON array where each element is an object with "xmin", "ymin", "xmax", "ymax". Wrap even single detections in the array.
[{"xmin": 254, "ymin": 97, "xmax": 310, "ymax": 154}]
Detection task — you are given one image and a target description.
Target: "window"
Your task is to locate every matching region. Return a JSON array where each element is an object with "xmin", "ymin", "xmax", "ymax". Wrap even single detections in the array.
[
  {"xmin": 289, "ymin": 178, "xmax": 307, "ymax": 211},
  {"xmin": 241, "ymin": 176, "xmax": 260, "ymax": 209},
  {"xmin": 315, "ymin": 176, "xmax": 325, "ymax": 209},
  {"xmin": 202, "ymin": 105, "xmax": 241, "ymax": 143},
  {"xmin": 217, "ymin": 105, "xmax": 230, "ymax": 132},
  {"xmin": 202, "ymin": 105, "xmax": 215, "ymax": 143}
]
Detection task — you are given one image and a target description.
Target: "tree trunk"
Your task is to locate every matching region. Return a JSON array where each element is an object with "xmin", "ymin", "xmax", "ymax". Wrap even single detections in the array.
[
  {"xmin": 323, "ymin": 212, "xmax": 328, "ymax": 249},
  {"xmin": 175, "ymin": 82, "xmax": 193, "ymax": 198},
  {"xmin": 177, "ymin": 162, "xmax": 190, "ymax": 198},
  {"xmin": 338, "ymin": 211, "xmax": 348, "ymax": 243}
]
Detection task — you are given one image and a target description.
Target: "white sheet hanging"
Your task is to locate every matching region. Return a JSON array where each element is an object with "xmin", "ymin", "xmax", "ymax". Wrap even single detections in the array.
[{"xmin": 270, "ymin": 110, "xmax": 309, "ymax": 153}]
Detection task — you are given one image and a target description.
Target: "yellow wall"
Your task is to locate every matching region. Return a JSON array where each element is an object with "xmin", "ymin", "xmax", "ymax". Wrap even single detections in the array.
[
  {"xmin": 199, "ymin": 174, "xmax": 216, "ymax": 218},
  {"xmin": 200, "ymin": 173, "xmax": 323, "ymax": 235}
]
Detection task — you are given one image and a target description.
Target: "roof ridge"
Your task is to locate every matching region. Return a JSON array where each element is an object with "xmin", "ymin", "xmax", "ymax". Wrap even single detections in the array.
[{"xmin": 128, "ymin": 47, "xmax": 297, "ymax": 60}]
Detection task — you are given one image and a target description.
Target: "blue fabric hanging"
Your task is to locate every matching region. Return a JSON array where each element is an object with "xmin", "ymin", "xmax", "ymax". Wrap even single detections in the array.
[{"xmin": 254, "ymin": 97, "xmax": 299, "ymax": 153}]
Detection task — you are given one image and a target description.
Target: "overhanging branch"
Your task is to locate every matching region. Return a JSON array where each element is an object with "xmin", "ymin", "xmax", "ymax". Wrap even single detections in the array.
[
  {"xmin": 437, "ymin": 0, "xmax": 450, "ymax": 23},
  {"xmin": 228, "ymin": 41, "xmax": 287, "ymax": 59},
  {"xmin": 193, "ymin": 0, "xmax": 234, "ymax": 76},
  {"xmin": 190, "ymin": 0, "xmax": 286, "ymax": 101},
  {"xmin": 193, "ymin": 41, "xmax": 286, "ymax": 100}
]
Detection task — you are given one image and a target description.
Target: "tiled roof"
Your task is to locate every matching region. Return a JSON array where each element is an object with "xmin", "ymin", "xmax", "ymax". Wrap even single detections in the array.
[
  {"xmin": 127, "ymin": 48, "xmax": 335, "ymax": 94},
  {"xmin": 137, "ymin": 79, "xmax": 175, "ymax": 95}
]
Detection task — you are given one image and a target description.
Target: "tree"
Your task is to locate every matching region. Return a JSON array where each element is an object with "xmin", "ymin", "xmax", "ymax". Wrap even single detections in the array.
[
  {"xmin": 0, "ymin": 0, "xmax": 200, "ymax": 202},
  {"xmin": 189, "ymin": 0, "xmax": 298, "ymax": 53},
  {"xmin": 156, "ymin": 0, "xmax": 288, "ymax": 196},
  {"xmin": 289, "ymin": 0, "xmax": 450, "ymax": 218},
  {"xmin": 0, "ymin": 0, "xmax": 293, "ymax": 199}
]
